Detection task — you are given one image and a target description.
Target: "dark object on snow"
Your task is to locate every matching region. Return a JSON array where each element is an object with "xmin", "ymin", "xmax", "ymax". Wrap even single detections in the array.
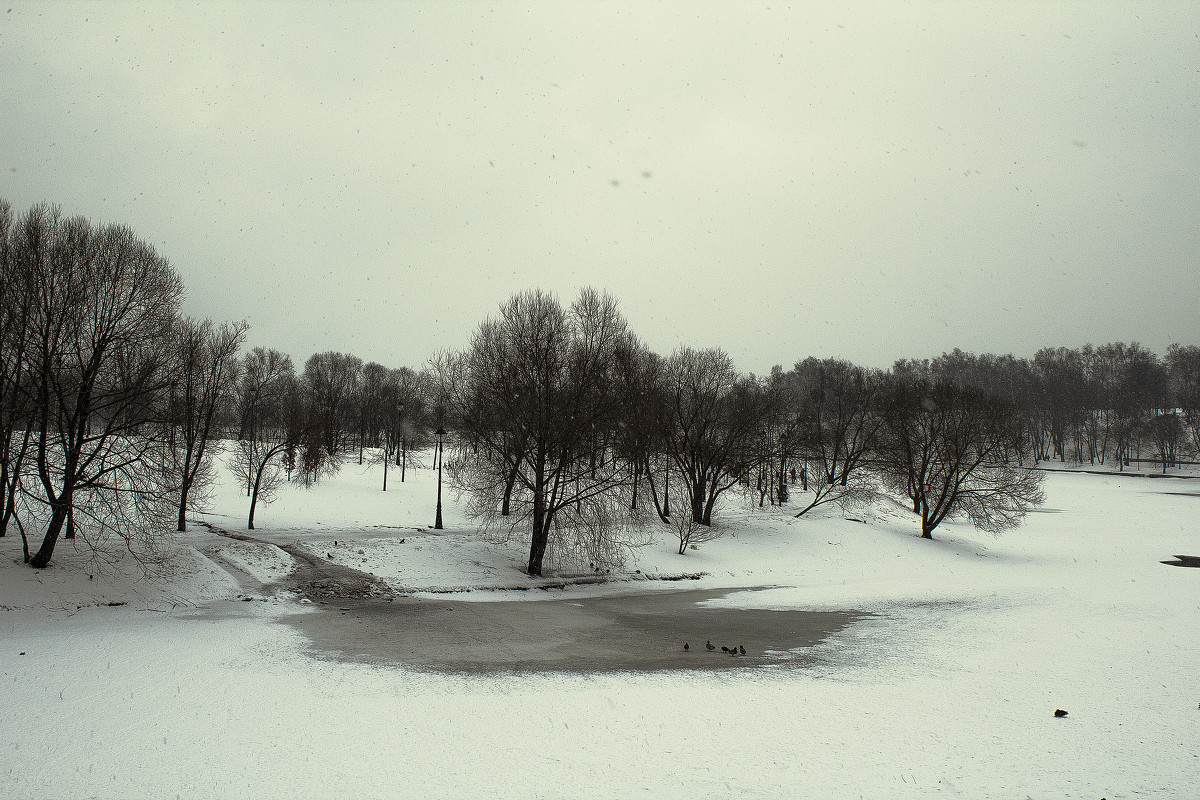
[
  {"xmin": 739, "ymin": 645, "xmax": 746, "ymax": 655},
  {"xmin": 1161, "ymin": 554, "xmax": 1200, "ymax": 567},
  {"xmin": 683, "ymin": 642, "xmax": 690, "ymax": 651},
  {"xmin": 1054, "ymin": 709, "xmax": 1068, "ymax": 717},
  {"xmin": 720, "ymin": 646, "xmax": 730, "ymax": 653},
  {"xmin": 705, "ymin": 640, "xmax": 715, "ymax": 651}
]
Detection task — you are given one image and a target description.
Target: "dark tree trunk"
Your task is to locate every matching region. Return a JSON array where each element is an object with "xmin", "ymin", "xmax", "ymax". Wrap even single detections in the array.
[
  {"xmin": 663, "ymin": 459, "xmax": 670, "ymax": 517},
  {"xmin": 0, "ymin": 446, "xmax": 21, "ymax": 538},
  {"xmin": 0, "ymin": 464, "xmax": 7, "ymax": 537},
  {"xmin": 248, "ymin": 492, "xmax": 258, "ymax": 530},
  {"xmin": 177, "ymin": 474, "xmax": 194, "ymax": 532},
  {"xmin": 645, "ymin": 460, "xmax": 670, "ymax": 524},
  {"xmin": 502, "ymin": 457, "xmax": 520, "ymax": 516},
  {"xmin": 702, "ymin": 476, "xmax": 719, "ymax": 525},
  {"xmin": 920, "ymin": 503, "xmax": 939, "ymax": 538},
  {"xmin": 177, "ymin": 438, "xmax": 199, "ymax": 531},
  {"xmin": 630, "ymin": 460, "xmax": 639, "ymax": 510},
  {"xmin": 0, "ymin": 483, "xmax": 12, "ymax": 539},
  {"xmin": 248, "ymin": 463, "xmax": 266, "ymax": 530},
  {"xmin": 920, "ymin": 490, "xmax": 950, "ymax": 539},
  {"xmin": 29, "ymin": 502, "xmax": 69, "ymax": 568},
  {"xmin": 691, "ymin": 477, "xmax": 706, "ymax": 524},
  {"xmin": 527, "ymin": 486, "xmax": 548, "ymax": 576}
]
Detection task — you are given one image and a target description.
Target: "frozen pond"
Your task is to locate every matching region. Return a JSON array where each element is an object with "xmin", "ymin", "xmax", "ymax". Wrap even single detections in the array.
[{"xmin": 284, "ymin": 588, "xmax": 866, "ymax": 674}]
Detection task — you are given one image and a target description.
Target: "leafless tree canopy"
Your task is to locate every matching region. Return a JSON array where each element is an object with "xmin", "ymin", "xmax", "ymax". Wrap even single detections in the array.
[
  {"xmin": 658, "ymin": 347, "xmax": 768, "ymax": 526},
  {"xmin": 0, "ymin": 200, "xmax": 34, "ymax": 545},
  {"xmin": 770, "ymin": 358, "xmax": 884, "ymax": 518},
  {"xmin": 878, "ymin": 373, "xmax": 1044, "ymax": 539},
  {"xmin": 4, "ymin": 204, "xmax": 185, "ymax": 567},
  {"xmin": 232, "ymin": 347, "xmax": 302, "ymax": 529},
  {"xmin": 440, "ymin": 288, "xmax": 645, "ymax": 576},
  {"xmin": 1165, "ymin": 344, "xmax": 1200, "ymax": 466},
  {"xmin": 302, "ymin": 351, "xmax": 364, "ymax": 468},
  {"xmin": 167, "ymin": 317, "xmax": 247, "ymax": 531}
]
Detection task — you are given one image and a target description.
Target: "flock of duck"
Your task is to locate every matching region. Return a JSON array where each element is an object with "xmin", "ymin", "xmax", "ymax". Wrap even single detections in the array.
[{"xmin": 682, "ymin": 641, "xmax": 746, "ymax": 656}]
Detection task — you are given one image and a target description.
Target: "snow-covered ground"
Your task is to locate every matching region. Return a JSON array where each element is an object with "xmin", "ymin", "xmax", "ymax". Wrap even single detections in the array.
[{"xmin": 2, "ymin": 448, "xmax": 1197, "ymax": 798}]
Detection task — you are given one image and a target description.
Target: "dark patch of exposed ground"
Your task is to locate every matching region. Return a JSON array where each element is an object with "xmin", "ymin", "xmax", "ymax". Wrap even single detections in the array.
[
  {"xmin": 194, "ymin": 520, "xmax": 395, "ymax": 602},
  {"xmin": 274, "ymin": 542, "xmax": 397, "ymax": 602}
]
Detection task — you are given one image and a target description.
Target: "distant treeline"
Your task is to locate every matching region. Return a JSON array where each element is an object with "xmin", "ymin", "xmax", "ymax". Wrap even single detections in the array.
[{"xmin": 2, "ymin": 200, "xmax": 1197, "ymax": 571}]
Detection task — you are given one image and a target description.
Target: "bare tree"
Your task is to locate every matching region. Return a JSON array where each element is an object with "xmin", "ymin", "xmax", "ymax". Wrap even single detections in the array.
[
  {"xmin": 231, "ymin": 347, "xmax": 299, "ymax": 528},
  {"xmin": 0, "ymin": 199, "xmax": 36, "ymax": 543},
  {"xmin": 390, "ymin": 366, "xmax": 434, "ymax": 483},
  {"xmin": 1031, "ymin": 347, "xmax": 1089, "ymax": 464},
  {"xmin": 659, "ymin": 347, "xmax": 767, "ymax": 526},
  {"xmin": 609, "ymin": 342, "xmax": 671, "ymax": 520},
  {"xmin": 441, "ymin": 288, "xmax": 641, "ymax": 576},
  {"xmin": 878, "ymin": 374, "xmax": 1044, "ymax": 539},
  {"xmin": 168, "ymin": 317, "xmax": 246, "ymax": 531},
  {"xmin": 1166, "ymin": 344, "xmax": 1200, "ymax": 459},
  {"xmin": 930, "ymin": 350, "xmax": 1038, "ymax": 465},
  {"xmin": 1146, "ymin": 412, "xmax": 1184, "ymax": 473},
  {"xmin": 1077, "ymin": 342, "xmax": 1168, "ymax": 469},
  {"xmin": 16, "ymin": 205, "xmax": 184, "ymax": 568},
  {"xmin": 302, "ymin": 351, "xmax": 363, "ymax": 465},
  {"xmin": 356, "ymin": 361, "xmax": 390, "ymax": 465},
  {"xmin": 758, "ymin": 365, "xmax": 804, "ymax": 508},
  {"xmin": 783, "ymin": 358, "xmax": 884, "ymax": 518}
]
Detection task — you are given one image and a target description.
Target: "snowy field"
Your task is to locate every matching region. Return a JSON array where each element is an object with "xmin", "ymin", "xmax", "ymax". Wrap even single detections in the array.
[{"xmin": 2, "ymin": 448, "xmax": 1198, "ymax": 799}]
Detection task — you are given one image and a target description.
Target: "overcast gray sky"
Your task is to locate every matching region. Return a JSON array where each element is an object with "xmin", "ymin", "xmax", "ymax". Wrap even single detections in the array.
[{"xmin": 2, "ymin": 2, "xmax": 1197, "ymax": 373}]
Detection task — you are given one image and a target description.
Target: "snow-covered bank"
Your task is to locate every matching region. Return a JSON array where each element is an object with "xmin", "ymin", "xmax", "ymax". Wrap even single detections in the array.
[{"xmin": 2, "ymin": 455, "xmax": 1198, "ymax": 798}]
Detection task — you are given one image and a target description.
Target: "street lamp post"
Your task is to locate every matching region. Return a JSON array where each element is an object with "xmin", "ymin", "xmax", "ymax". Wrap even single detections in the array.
[{"xmin": 434, "ymin": 425, "xmax": 446, "ymax": 529}]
